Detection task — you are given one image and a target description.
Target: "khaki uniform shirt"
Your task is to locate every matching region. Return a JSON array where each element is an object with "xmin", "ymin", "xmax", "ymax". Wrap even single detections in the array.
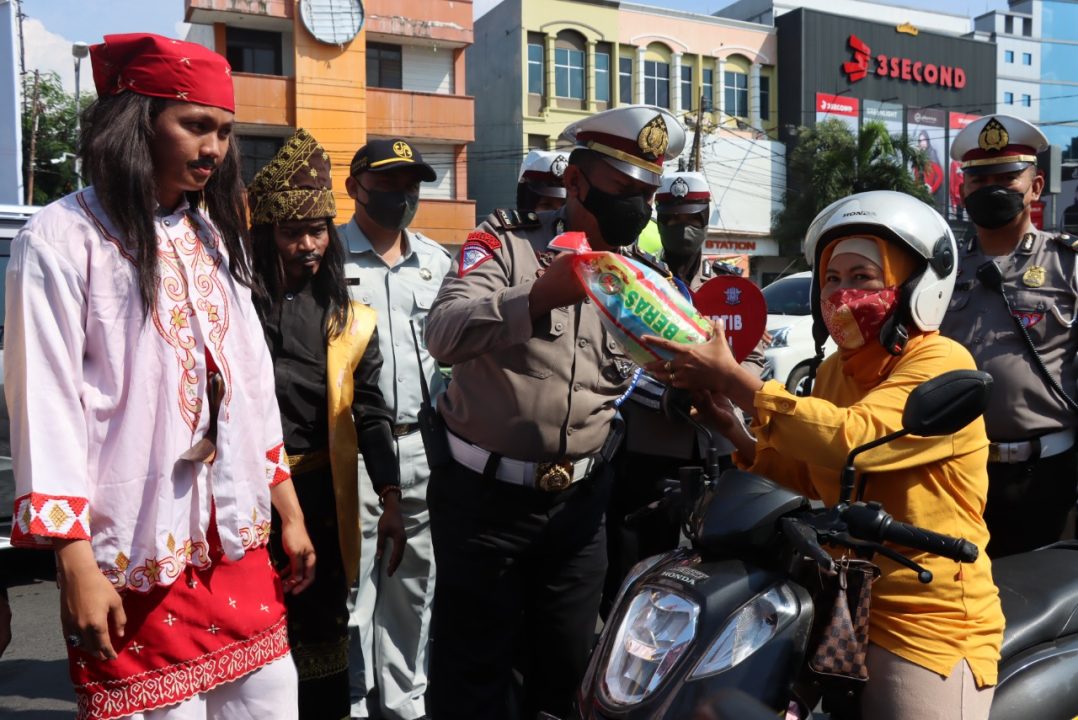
[
  {"xmin": 425, "ymin": 209, "xmax": 637, "ymax": 462},
  {"xmin": 939, "ymin": 228, "xmax": 1078, "ymax": 441}
]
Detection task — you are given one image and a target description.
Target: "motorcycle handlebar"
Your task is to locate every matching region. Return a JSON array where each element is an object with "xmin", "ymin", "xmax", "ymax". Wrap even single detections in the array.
[{"xmin": 842, "ymin": 503, "xmax": 980, "ymax": 563}]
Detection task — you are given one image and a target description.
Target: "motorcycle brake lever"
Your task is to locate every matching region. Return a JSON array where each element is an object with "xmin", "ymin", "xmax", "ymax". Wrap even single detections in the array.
[
  {"xmin": 624, "ymin": 499, "xmax": 663, "ymax": 527},
  {"xmin": 826, "ymin": 531, "xmax": 934, "ymax": 584},
  {"xmin": 779, "ymin": 517, "xmax": 835, "ymax": 573}
]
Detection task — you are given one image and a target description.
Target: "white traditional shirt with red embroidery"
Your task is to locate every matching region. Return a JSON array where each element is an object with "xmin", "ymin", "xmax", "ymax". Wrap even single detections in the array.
[{"xmin": 5, "ymin": 188, "xmax": 291, "ymax": 593}]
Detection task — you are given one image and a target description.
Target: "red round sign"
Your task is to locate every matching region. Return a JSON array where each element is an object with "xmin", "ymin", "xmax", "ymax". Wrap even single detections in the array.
[{"xmin": 692, "ymin": 276, "xmax": 767, "ymax": 364}]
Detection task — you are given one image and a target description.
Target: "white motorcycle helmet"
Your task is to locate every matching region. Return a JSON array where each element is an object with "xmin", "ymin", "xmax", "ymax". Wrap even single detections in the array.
[{"xmin": 803, "ymin": 191, "xmax": 957, "ymax": 356}]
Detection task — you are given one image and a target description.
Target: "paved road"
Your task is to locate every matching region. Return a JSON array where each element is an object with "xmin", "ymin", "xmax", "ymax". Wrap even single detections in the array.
[{"xmin": 0, "ymin": 549, "xmax": 76, "ymax": 718}]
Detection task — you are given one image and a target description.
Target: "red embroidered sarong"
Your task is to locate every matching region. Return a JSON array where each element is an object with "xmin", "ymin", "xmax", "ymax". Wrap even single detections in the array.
[{"xmin": 69, "ymin": 538, "xmax": 289, "ymax": 719}]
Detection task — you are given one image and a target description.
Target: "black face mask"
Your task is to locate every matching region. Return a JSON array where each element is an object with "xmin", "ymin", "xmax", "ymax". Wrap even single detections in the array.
[
  {"xmin": 964, "ymin": 184, "xmax": 1027, "ymax": 230},
  {"xmin": 659, "ymin": 223, "xmax": 707, "ymax": 258},
  {"xmin": 580, "ymin": 173, "xmax": 653, "ymax": 247},
  {"xmin": 360, "ymin": 184, "xmax": 420, "ymax": 232}
]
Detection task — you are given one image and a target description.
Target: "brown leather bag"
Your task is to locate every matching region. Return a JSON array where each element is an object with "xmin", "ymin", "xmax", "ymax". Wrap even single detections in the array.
[{"xmin": 808, "ymin": 558, "xmax": 880, "ymax": 681}]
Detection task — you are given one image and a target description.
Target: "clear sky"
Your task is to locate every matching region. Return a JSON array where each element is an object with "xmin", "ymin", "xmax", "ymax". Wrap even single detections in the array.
[{"xmin": 21, "ymin": 0, "xmax": 183, "ymax": 43}]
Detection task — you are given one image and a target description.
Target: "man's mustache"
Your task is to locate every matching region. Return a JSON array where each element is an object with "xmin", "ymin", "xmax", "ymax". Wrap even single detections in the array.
[
  {"xmin": 189, "ymin": 158, "xmax": 217, "ymax": 170},
  {"xmin": 293, "ymin": 252, "xmax": 322, "ymax": 265}
]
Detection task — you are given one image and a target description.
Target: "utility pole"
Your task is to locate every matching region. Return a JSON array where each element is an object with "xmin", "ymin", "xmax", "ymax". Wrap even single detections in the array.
[
  {"xmin": 15, "ymin": 0, "xmax": 25, "ymax": 78},
  {"xmin": 688, "ymin": 90, "xmax": 705, "ymax": 172},
  {"xmin": 25, "ymin": 68, "xmax": 39, "ymax": 205},
  {"xmin": 694, "ymin": 90, "xmax": 705, "ymax": 172}
]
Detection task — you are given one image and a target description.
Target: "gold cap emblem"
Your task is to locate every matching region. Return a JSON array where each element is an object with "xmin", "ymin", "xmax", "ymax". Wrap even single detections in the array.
[
  {"xmin": 979, "ymin": 118, "xmax": 1010, "ymax": 152},
  {"xmin": 637, "ymin": 115, "xmax": 670, "ymax": 160},
  {"xmin": 393, "ymin": 141, "xmax": 414, "ymax": 159}
]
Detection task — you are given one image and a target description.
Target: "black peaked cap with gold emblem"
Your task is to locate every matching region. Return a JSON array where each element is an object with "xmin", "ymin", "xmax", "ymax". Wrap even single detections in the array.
[
  {"xmin": 348, "ymin": 138, "xmax": 437, "ymax": 181},
  {"xmin": 248, "ymin": 128, "xmax": 336, "ymax": 225},
  {"xmin": 560, "ymin": 105, "xmax": 686, "ymax": 186},
  {"xmin": 949, "ymin": 114, "xmax": 1049, "ymax": 176}
]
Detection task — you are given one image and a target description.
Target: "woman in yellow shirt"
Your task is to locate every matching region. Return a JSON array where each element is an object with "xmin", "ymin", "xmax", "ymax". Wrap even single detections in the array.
[{"xmin": 646, "ymin": 191, "xmax": 1004, "ymax": 720}]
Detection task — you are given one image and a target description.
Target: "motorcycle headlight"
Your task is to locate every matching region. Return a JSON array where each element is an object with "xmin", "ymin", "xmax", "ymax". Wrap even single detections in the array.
[
  {"xmin": 581, "ymin": 552, "xmax": 674, "ymax": 695},
  {"xmin": 690, "ymin": 584, "xmax": 799, "ymax": 678},
  {"xmin": 769, "ymin": 326, "xmax": 791, "ymax": 348},
  {"xmin": 602, "ymin": 589, "xmax": 699, "ymax": 705}
]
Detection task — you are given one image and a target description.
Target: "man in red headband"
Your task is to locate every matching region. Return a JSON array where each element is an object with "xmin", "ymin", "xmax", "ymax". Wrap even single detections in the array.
[{"xmin": 4, "ymin": 33, "xmax": 314, "ymax": 719}]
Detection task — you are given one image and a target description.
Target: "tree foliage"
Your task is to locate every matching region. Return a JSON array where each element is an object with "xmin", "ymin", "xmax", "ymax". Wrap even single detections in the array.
[
  {"xmin": 772, "ymin": 119, "xmax": 934, "ymax": 256},
  {"xmin": 20, "ymin": 71, "xmax": 94, "ymax": 206}
]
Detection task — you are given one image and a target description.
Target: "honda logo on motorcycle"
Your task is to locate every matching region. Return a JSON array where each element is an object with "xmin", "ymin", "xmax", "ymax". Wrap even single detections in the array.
[{"xmin": 842, "ymin": 34, "xmax": 967, "ymax": 89}]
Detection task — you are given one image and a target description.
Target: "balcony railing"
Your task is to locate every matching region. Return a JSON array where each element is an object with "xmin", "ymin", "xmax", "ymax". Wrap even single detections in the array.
[
  {"xmin": 232, "ymin": 73, "xmax": 295, "ymax": 127},
  {"xmin": 413, "ymin": 198, "xmax": 477, "ymax": 246},
  {"xmin": 367, "ymin": 88, "xmax": 475, "ymax": 144}
]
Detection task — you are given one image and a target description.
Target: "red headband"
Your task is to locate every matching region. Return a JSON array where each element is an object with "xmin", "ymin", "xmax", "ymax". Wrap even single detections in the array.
[{"xmin": 90, "ymin": 33, "xmax": 235, "ymax": 113}]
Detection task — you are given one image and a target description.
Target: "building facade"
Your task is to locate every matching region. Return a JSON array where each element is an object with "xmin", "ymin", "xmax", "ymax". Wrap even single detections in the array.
[
  {"xmin": 973, "ymin": 2, "xmax": 1040, "ymax": 123},
  {"xmin": 975, "ymin": 0, "xmax": 1078, "ymax": 161},
  {"xmin": 774, "ymin": 9, "xmax": 996, "ymax": 221},
  {"xmin": 184, "ymin": 0, "xmax": 475, "ymax": 244},
  {"xmin": 468, "ymin": 0, "xmax": 785, "ymax": 279}
]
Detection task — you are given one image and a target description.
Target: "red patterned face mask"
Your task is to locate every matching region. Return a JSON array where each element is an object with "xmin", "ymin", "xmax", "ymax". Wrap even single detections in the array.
[{"xmin": 821, "ymin": 287, "xmax": 898, "ymax": 350}]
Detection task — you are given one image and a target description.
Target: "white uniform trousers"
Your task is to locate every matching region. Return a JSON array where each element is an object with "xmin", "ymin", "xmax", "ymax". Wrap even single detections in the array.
[
  {"xmin": 349, "ymin": 430, "xmax": 436, "ymax": 720},
  {"xmin": 129, "ymin": 654, "xmax": 298, "ymax": 719}
]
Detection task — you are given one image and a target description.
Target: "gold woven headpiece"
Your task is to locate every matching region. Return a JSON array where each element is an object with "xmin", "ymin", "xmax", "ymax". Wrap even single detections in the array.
[{"xmin": 248, "ymin": 128, "xmax": 336, "ymax": 225}]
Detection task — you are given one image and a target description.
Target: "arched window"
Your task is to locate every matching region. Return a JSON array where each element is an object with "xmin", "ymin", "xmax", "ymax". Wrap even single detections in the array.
[
  {"xmin": 555, "ymin": 31, "xmax": 586, "ymax": 100},
  {"xmin": 723, "ymin": 54, "xmax": 750, "ymax": 118},
  {"xmin": 644, "ymin": 43, "xmax": 672, "ymax": 108}
]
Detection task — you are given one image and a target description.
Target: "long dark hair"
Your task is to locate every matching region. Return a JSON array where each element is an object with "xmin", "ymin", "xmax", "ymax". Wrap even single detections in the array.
[
  {"xmin": 79, "ymin": 93, "xmax": 255, "ymax": 312},
  {"xmin": 250, "ymin": 222, "xmax": 352, "ymax": 339}
]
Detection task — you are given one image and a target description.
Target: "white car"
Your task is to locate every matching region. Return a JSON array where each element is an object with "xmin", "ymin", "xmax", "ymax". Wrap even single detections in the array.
[
  {"xmin": 0, "ymin": 204, "xmax": 39, "ymax": 549},
  {"xmin": 761, "ymin": 271, "xmax": 836, "ymax": 395}
]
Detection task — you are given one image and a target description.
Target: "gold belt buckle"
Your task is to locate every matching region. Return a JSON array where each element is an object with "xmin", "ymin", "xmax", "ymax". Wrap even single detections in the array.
[{"xmin": 535, "ymin": 461, "xmax": 574, "ymax": 492}]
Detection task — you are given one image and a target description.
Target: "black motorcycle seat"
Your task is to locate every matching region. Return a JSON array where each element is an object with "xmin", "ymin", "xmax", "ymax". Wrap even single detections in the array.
[{"xmin": 994, "ymin": 542, "xmax": 1078, "ymax": 659}]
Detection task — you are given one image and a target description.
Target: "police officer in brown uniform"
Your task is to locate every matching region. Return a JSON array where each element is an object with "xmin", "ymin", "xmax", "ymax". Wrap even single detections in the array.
[
  {"xmin": 939, "ymin": 114, "xmax": 1078, "ymax": 558},
  {"xmin": 424, "ymin": 105, "xmax": 684, "ymax": 720},
  {"xmin": 653, "ymin": 170, "xmax": 732, "ymax": 288},
  {"xmin": 516, "ymin": 149, "xmax": 569, "ymax": 214}
]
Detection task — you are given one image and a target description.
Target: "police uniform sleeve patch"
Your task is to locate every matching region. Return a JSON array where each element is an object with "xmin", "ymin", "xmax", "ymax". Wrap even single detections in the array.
[
  {"xmin": 466, "ymin": 230, "xmax": 501, "ymax": 250},
  {"xmin": 459, "ymin": 231, "xmax": 501, "ymax": 277}
]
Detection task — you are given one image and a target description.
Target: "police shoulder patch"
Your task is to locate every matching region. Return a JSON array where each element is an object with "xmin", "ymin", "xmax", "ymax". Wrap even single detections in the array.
[
  {"xmin": 466, "ymin": 230, "xmax": 501, "ymax": 250},
  {"xmin": 492, "ymin": 208, "xmax": 541, "ymax": 231},
  {"xmin": 459, "ymin": 231, "xmax": 501, "ymax": 277}
]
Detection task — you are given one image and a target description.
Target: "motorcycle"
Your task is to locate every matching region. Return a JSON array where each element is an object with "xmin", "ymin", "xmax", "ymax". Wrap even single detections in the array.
[{"xmin": 574, "ymin": 370, "xmax": 1078, "ymax": 719}]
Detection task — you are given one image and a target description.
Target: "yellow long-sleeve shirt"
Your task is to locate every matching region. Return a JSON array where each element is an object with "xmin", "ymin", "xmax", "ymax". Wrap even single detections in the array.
[{"xmin": 747, "ymin": 333, "xmax": 1004, "ymax": 686}]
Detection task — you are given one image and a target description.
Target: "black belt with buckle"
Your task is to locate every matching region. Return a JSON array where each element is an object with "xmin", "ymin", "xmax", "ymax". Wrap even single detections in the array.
[{"xmin": 392, "ymin": 423, "xmax": 420, "ymax": 438}]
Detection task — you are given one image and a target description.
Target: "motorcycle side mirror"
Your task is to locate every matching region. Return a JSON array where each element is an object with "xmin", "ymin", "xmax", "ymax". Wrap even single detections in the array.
[
  {"xmin": 901, "ymin": 369, "xmax": 994, "ymax": 437},
  {"xmin": 838, "ymin": 369, "xmax": 993, "ymax": 505}
]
